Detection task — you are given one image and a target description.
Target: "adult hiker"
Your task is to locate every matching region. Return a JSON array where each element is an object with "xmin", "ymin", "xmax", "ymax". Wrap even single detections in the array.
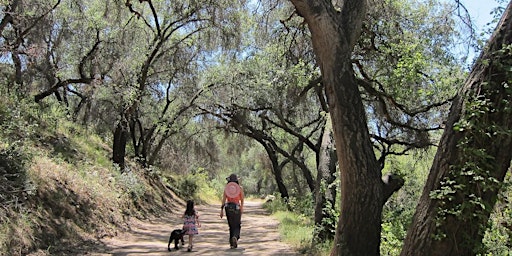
[{"xmin": 219, "ymin": 174, "xmax": 244, "ymax": 249}]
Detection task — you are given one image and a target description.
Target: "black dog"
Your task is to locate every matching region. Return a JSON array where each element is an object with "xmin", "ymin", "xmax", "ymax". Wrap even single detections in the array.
[{"xmin": 167, "ymin": 229, "xmax": 186, "ymax": 251}]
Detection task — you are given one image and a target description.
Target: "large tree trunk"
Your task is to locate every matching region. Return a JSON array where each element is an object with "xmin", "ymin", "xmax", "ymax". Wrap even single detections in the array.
[
  {"xmin": 313, "ymin": 115, "xmax": 338, "ymax": 241},
  {"xmin": 328, "ymin": 58, "xmax": 384, "ymax": 256},
  {"xmin": 401, "ymin": 2, "xmax": 512, "ymax": 255},
  {"xmin": 290, "ymin": 1, "xmax": 390, "ymax": 255}
]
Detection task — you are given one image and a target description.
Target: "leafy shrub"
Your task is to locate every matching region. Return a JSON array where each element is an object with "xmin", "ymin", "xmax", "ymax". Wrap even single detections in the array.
[
  {"xmin": 116, "ymin": 168, "xmax": 146, "ymax": 200},
  {"xmin": 263, "ymin": 194, "xmax": 289, "ymax": 213},
  {"xmin": 312, "ymin": 199, "xmax": 338, "ymax": 242},
  {"xmin": 482, "ymin": 175, "xmax": 512, "ymax": 255},
  {"xmin": 0, "ymin": 144, "xmax": 33, "ymax": 217},
  {"xmin": 288, "ymin": 192, "xmax": 314, "ymax": 216},
  {"xmin": 263, "ymin": 192, "xmax": 315, "ymax": 216},
  {"xmin": 177, "ymin": 174, "xmax": 199, "ymax": 200},
  {"xmin": 175, "ymin": 168, "xmax": 219, "ymax": 202}
]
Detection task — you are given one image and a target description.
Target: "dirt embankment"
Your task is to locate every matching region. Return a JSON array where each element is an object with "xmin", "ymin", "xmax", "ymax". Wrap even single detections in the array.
[{"xmin": 87, "ymin": 200, "xmax": 299, "ymax": 256}]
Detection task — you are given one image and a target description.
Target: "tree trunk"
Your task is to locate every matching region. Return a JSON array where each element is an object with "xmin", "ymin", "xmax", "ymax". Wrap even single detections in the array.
[
  {"xmin": 292, "ymin": 143, "xmax": 316, "ymax": 193},
  {"xmin": 328, "ymin": 62, "xmax": 384, "ymax": 256},
  {"xmin": 401, "ymin": 2, "xmax": 512, "ymax": 255},
  {"xmin": 314, "ymin": 115, "xmax": 338, "ymax": 241},
  {"xmin": 113, "ymin": 120, "xmax": 128, "ymax": 171},
  {"xmin": 264, "ymin": 142, "xmax": 290, "ymax": 199},
  {"xmin": 291, "ymin": 164, "xmax": 304, "ymax": 195},
  {"xmin": 290, "ymin": 1, "xmax": 390, "ymax": 255},
  {"xmin": 290, "ymin": 1, "xmax": 408, "ymax": 254}
]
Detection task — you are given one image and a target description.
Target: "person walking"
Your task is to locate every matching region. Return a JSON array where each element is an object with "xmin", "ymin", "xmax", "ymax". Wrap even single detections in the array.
[
  {"xmin": 220, "ymin": 174, "xmax": 244, "ymax": 249},
  {"xmin": 182, "ymin": 200, "xmax": 200, "ymax": 252}
]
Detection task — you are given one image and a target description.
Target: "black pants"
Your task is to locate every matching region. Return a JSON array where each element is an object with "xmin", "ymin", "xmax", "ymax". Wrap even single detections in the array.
[{"xmin": 225, "ymin": 203, "xmax": 241, "ymax": 243}]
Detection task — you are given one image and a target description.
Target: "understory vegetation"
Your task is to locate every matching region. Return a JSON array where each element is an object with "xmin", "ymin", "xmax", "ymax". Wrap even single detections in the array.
[{"xmin": 263, "ymin": 151, "xmax": 512, "ymax": 255}]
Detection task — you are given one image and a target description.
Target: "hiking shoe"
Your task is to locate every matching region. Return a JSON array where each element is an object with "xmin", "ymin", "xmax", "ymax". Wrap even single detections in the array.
[{"xmin": 231, "ymin": 237, "xmax": 238, "ymax": 248}]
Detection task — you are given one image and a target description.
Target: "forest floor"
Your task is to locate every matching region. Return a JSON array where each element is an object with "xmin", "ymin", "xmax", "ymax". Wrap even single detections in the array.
[{"xmin": 86, "ymin": 199, "xmax": 300, "ymax": 256}]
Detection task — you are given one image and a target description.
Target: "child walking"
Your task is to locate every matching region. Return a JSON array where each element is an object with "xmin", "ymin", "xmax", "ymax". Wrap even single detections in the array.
[{"xmin": 182, "ymin": 200, "xmax": 200, "ymax": 252}]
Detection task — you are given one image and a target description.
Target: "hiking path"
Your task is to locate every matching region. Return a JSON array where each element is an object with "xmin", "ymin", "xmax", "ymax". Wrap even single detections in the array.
[{"xmin": 89, "ymin": 199, "xmax": 300, "ymax": 256}]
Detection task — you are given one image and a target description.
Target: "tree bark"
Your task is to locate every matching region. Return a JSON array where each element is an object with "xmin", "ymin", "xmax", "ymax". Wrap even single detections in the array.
[
  {"xmin": 282, "ymin": 142, "xmax": 316, "ymax": 193},
  {"xmin": 314, "ymin": 115, "xmax": 338, "ymax": 241},
  {"xmin": 263, "ymin": 141, "xmax": 290, "ymax": 199},
  {"xmin": 113, "ymin": 119, "xmax": 129, "ymax": 171},
  {"xmin": 290, "ymin": 1, "xmax": 389, "ymax": 255},
  {"xmin": 401, "ymin": 2, "xmax": 512, "ymax": 255}
]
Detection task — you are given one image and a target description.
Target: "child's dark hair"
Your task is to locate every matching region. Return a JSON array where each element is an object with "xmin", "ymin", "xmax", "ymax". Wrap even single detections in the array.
[{"xmin": 184, "ymin": 200, "xmax": 195, "ymax": 216}]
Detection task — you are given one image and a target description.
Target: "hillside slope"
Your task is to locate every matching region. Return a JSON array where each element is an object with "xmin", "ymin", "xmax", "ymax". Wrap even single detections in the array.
[{"xmin": 0, "ymin": 97, "xmax": 185, "ymax": 255}]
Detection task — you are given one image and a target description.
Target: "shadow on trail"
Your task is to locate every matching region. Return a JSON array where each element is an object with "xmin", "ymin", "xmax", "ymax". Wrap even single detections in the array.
[{"xmin": 88, "ymin": 200, "xmax": 299, "ymax": 256}]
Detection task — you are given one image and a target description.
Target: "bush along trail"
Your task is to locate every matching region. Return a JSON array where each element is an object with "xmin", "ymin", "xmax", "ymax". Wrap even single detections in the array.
[{"xmin": 89, "ymin": 200, "xmax": 299, "ymax": 255}]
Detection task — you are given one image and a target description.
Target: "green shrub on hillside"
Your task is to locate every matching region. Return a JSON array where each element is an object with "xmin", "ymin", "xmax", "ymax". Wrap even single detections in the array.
[
  {"xmin": 116, "ymin": 168, "xmax": 147, "ymax": 200},
  {"xmin": 0, "ymin": 145, "xmax": 32, "ymax": 218},
  {"xmin": 175, "ymin": 168, "xmax": 220, "ymax": 203}
]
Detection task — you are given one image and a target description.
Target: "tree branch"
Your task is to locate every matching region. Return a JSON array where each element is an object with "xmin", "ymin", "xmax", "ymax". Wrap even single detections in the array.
[
  {"xmin": 382, "ymin": 173, "xmax": 404, "ymax": 204},
  {"xmin": 34, "ymin": 78, "xmax": 93, "ymax": 103}
]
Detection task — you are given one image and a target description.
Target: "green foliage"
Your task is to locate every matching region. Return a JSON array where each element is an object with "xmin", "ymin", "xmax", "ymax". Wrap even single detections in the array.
[
  {"xmin": 116, "ymin": 168, "xmax": 147, "ymax": 200},
  {"xmin": 365, "ymin": 0, "xmax": 465, "ymax": 102},
  {"xmin": 0, "ymin": 92, "xmax": 37, "ymax": 222},
  {"xmin": 483, "ymin": 218, "xmax": 512, "ymax": 255},
  {"xmin": 429, "ymin": 134, "xmax": 500, "ymax": 249},
  {"xmin": 359, "ymin": 0, "xmax": 465, "ymax": 155},
  {"xmin": 482, "ymin": 174, "xmax": 512, "ymax": 255},
  {"xmin": 175, "ymin": 168, "xmax": 220, "ymax": 203},
  {"xmin": 381, "ymin": 221, "xmax": 405, "ymax": 255},
  {"xmin": 318, "ymin": 200, "xmax": 338, "ymax": 238},
  {"xmin": 0, "ymin": 143, "xmax": 33, "ymax": 217},
  {"xmin": 381, "ymin": 149, "xmax": 433, "ymax": 255},
  {"xmin": 287, "ymin": 192, "xmax": 314, "ymax": 216},
  {"xmin": 176, "ymin": 174, "xmax": 199, "ymax": 200},
  {"xmin": 263, "ymin": 192, "xmax": 314, "ymax": 216},
  {"xmin": 0, "ymin": 95, "xmax": 39, "ymax": 143},
  {"xmin": 263, "ymin": 193, "xmax": 323, "ymax": 254},
  {"xmin": 0, "ymin": 0, "xmax": 508, "ymax": 254},
  {"xmin": 263, "ymin": 195, "xmax": 290, "ymax": 213}
]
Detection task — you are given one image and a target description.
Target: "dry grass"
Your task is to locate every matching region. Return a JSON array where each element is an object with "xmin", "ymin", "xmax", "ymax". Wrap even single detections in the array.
[
  {"xmin": 0, "ymin": 132, "xmax": 183, "ymax": 255},
  {"xmin": 0, "ymin": 96, "xmax": 184, "ymax": 255}
]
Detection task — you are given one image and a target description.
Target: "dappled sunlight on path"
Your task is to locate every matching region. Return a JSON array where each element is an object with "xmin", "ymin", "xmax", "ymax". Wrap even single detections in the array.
[{"xmin": 89, "ymin": 200, "xmax": 299, "ymax": 255}]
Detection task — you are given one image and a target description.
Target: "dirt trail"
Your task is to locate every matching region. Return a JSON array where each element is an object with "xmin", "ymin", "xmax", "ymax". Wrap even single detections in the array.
[{"xmin": 89, "ymin": 200, "xmax": 300, "ymax": 255}]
